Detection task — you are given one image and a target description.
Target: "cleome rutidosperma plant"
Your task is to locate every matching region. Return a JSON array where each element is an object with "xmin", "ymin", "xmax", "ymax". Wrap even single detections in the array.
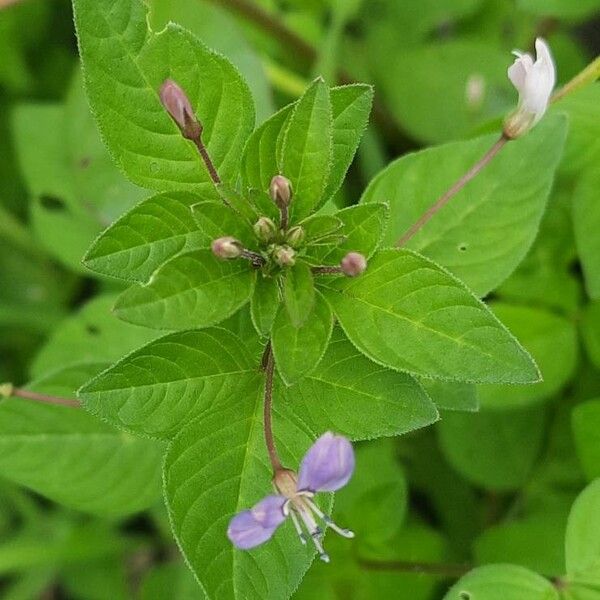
[{"xmin": 2, "ymin": 0, "xmax": 599, "ymax": 598}]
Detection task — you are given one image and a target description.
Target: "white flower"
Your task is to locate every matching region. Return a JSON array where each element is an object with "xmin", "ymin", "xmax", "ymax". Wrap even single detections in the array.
[{"xmin": 504, "ymin": 38, "xmax": 556, "ymax": 138}]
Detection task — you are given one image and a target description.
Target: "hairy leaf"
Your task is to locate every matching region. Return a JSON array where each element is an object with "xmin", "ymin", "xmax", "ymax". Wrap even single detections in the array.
[
  {"xmin": 321, "ymin": 249, "xmax": 539, "ymax": 384},
  {"xmin": 272, "ymin": 291, "xmax": 333, "ymax": 385},
  {"xmin": 84, "ymin": 192, "xmax": 207, "ymax": 282},
  {"xmin": 79, "ymin": 328, "xmax": 259, "ymax": 439},
  {"xmin": 0, "ymin": 364, "xmax": 163, "ymax": 516},
  {"xmin": 362, "ymin": 115, "xmax": 567, "ymax": 296},
  {"xmin": 73, "ymin": 0, "xmax": 254, "ymax": 190},
  {"xmin": 114, "ymin": 250, "xmax": 255, "ymax": 330},
  {"xmin": 279, "ymin": 329, "xmax": 439, "ymax": 439}
]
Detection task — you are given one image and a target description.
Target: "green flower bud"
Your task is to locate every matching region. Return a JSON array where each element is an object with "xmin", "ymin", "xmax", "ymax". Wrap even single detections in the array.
[
  {"xmin": 272, "ymin": 245, "xmax": 296, "ymax": 267},
  {"xmin": 254, "ymin": 217, "xmax": 277, "ymax": 242},
  {"xmin": 285, "ymin": 226, "xmax": 305, "ymax": 248}
]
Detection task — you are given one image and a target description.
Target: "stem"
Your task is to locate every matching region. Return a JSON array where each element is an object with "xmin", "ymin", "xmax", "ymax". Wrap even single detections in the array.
[
  {"xmin": 1, "ymin": 384, "xmax": 80, "ymax": 408},
  {"xmin": 396, "ymin": 134, "xmax": 509, "ymax": 247},
  {"xmin": 312, "ymin": 265, "xmax": 343, "ymax": 275},
  {"xmin": 357, "ymin": 557, "xmax": 470, "ymax": 578},
  {"xmin": 191, "ymin": 135, "xmax": 221, "ymax": 185},
  {"xmin": 241, "ymin": 249, "xmax": 266, "ymax": 268},
  {"xmin": 551, "ymin": 55, "xmax": 600, "ymax": 104},
  {"xmin": 279, "ymin": 205, "xmax": 289, "ymax": 231},
  {"xmin": 262, "ymin": 342, "xmax": 283, "ymax": 472}
]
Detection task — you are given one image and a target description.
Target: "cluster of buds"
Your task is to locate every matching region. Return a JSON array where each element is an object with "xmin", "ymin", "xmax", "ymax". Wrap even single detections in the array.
[{"xmin": 209, "ymin": 173, "xmax": 368, "ymax": 278}]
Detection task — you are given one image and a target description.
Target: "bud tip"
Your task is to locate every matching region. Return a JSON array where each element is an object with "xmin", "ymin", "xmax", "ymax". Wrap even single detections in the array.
[
  {"xmin": 340, "ymin": 252, "xmax": 367, "ymax": 277},
  {"xmin": 211, "ymin": 236, "xmax": 243, "ymax": 259}
]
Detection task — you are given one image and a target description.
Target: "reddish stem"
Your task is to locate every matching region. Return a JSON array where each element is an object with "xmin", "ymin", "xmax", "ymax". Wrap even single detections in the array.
[
  {"xmin": 262, "ymin": 342, "xmax": 283, "ymax": 472},
  {"xmin": 396, "ymin": 134, "xmax": 509, "ymax": 247},
  {"xmin": 9, "ymin": 387, "xmax": 80, "ymax": 408}
]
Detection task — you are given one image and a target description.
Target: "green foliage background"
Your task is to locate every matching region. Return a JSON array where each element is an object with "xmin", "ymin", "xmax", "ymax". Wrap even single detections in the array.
[{"xmin": 0, "ymin": 0, "xmax": 599, "ymax": 598}]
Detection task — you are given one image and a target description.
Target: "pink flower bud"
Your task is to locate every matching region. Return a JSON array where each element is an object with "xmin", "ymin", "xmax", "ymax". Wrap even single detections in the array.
[
  {"xmin": 340, "ymin": 252, "xmax": 367, "ymax": 277},
  {"xmin": 211, "ymin": 236, "xmax": 243, "ymax": 259},
  {"xmin": 159, "ymin": 79, "xmax": 201, "ymax": 140},
  {"xmin": 269, "ymin": 175, "xmax": 292, "ymax": 208}
]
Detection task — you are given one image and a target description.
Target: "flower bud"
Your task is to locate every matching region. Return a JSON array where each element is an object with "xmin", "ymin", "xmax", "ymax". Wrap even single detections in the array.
[
  {"xmin": 340, "ymin": 252, "xmax": 367, "ymax": 277},
  {"xmin": 159, "ymin": 79, "xmax": 201, "ymax": 140},
  {"xmin": 503, "ymin": 38, "xmax": 555, "ymax": 139},
  {"xmin": 253, "ymin": 217, "xmax": 277, "ymax": 243},
  {"xmin": 269, "ymin": 175, "xmax": 292, "ymax": 209},
  {"xmin": 211, "ymin": 236, "xmax": 243, "ymax": 259},
  {"xmin": 272, "ymin": 245, "xmax": 296, "ymax": 267},
  {"xmin": 285, "ymin": 225, "xmax": 305, "ymax": 248}
]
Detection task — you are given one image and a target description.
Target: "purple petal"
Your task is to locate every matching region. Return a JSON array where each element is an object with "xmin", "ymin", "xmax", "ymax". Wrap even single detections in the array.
[
  {"xmin": 298, "ymin": 432, "xmax": 355, "ymax": 492},
  {"xmin": 227, "ymin": 495, "xmax": 287, "ymax": 549}
]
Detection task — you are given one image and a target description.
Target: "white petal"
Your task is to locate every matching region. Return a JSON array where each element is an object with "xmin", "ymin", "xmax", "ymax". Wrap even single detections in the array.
[{"xmin": 507, "ymin": 53, "xmax": 533, "ymax": 93}]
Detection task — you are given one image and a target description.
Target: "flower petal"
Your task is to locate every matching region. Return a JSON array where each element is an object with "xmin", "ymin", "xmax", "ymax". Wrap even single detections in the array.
[
  {"xmin": 298, "ymin": 432, "xmax": 355, "ymax": 492},
  {"xmin": 227, "ymin": 495, "xmax": 287, "ymax": 549}
]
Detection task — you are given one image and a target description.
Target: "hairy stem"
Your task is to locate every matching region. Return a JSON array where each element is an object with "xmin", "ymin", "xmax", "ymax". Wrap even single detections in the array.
[
  {"xmin": 395, "ymin": 134, "xmax": 509, "ymax": 247},
  {"xmin": 1, "ymin": 384, "xmax": 80, "ymax": 408},
  {"xmin": 262, "ymin": 342, "xmax": 283, "ymax": 472},
  {"xmin": 191, "ymin": 135, "xmax": 221, "ymax": 185},
  {"xmin": 312, "ymin": 265, "xmax": 343, "ymax": 275}
]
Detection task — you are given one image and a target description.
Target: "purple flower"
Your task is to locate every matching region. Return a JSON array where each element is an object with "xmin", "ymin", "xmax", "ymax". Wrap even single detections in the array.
[{"xmin": 227, "ymin": 432, "xmax": 355, "ymax": 562}]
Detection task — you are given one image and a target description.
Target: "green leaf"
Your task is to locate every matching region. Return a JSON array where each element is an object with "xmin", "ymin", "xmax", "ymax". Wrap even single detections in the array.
[
  {"xmin": 250, "ymin": 275, "xmax": 281, "ymax": 336},
  {"xmin": 192, "ymin": 200, "xmax": 256, "ymax": 248},
  {"xmin": 65, "ymin": 68, "xmax": 147, "ymax": 224},
  {"xmin": 478, "ymin": 304, "xmax": 578, "ymax": 410},
  {"xmin": 83, "ymin": 192, "xmax": 206, "ymax": 282},
  {"xmin": 280, "ymin": 78, "xmax": 332, "ymax": 220},
  {"xmin": 140, "ymin": 563, "xmax": 201, "ymax": 600},
  {"xmin": 300, "ymin": 214, "xmax": 343, "ymax": 243},
  {"xmin": 73, "ymin": 0, "xmax": 254, "ymax": 190},
  {"xmin": 31, "ymin": 295, "xmax": 156, "ymax": 379},
  {"xmin": 555, "ymin": 86, "xmax": 600, "ymax": 179},
  {"xmin": 323, "ymin": 84, "xmax": 373, "ymax": 201},
  {"xmin": 473, "ymin": 505, "xmax": 569, "ymax": 577},
  {"xmin": 518, "ymin": 0, "xmax": 600, "ymax": 20},
  {"xmin": 565, "ymin": 479, "xmax": 600, "ymax": 582},
  {"xmin": 114, "ymin": 249, "xmax": 256, "ymax": 330},
  {"xmin": 272, "ymin": 291, "xmax": 333, "ymax": 385},
  {"xmin": 420, "ymin": 380, "xmax": 478, "ymax": 412},
  {"xmin": 362, "ymin": 115, "xmax": 567, "ymax": 296},
  {"xmin": 321, "ymin": 249, "xmax": 540, "ymax": 384},
  {"xmin": 308, "ymin": 203, "xmax": 388, "ymax": 263},
  {"xmin": 375, "ymin": 40, "xmax": 512, "ymax": 143},
  {"xmin": 573, "ymin": 167, "xmax": 600, "ymax": 299},
  {"xmin": 437, "ymin": 406, "xmax": 546, "ymax": 490},
  {"xmin": 147, "ymin": 0, "xmax": 273, "ymax": 123},
  {"xmin": 443, "ymin": 564, "xmax": 559, "ymax": 600},
  {"xmin": 0, "ymin": 364, "xmax": 163, "ymax": 516},
  {"xmin": 164, "ymin": 391, "xmax": 328, "ymax": 600},
  {"xmin": 241, "ymin": 104, "xmax": 293, "ymax": 194},
  {"xmin": 283, "ymin": 261, "xmax": 315, "ymax": 327},
  {"xmin": 278, "ymin": 329, "xmax": 438, "ymax": 439},
  {"xmin": 582, "ymin": 303, "xmax": 600, "ymax": 369},
  {"xmin": 573, "ymin": 400, "xmax": 600, "ymax": 482},
  {"xmin": 79, "ymin": 328, "xmax": 259, "ymax": 439}
]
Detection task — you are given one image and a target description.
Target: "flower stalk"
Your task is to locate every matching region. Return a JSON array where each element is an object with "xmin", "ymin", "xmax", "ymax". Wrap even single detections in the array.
[
  {"xmin": 0, "ymin": 383, "xmax": 80, "ymax": 408},
  {"xmin": 262, "ymin": 342, "xmax": 283, "ymax": 472}
]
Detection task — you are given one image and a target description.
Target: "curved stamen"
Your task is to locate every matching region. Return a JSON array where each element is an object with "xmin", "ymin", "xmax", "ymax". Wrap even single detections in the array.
[
  {"xmin": 297, "ymin": 507, "xmax": 330, "ymax": 562},
  {"xmin": 302, "ymin": 496, "xmax": 355, "ymax": 539},
  {"xmin": 289, "ymin": 510, "xmax": 307, "ymax": 545}
]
